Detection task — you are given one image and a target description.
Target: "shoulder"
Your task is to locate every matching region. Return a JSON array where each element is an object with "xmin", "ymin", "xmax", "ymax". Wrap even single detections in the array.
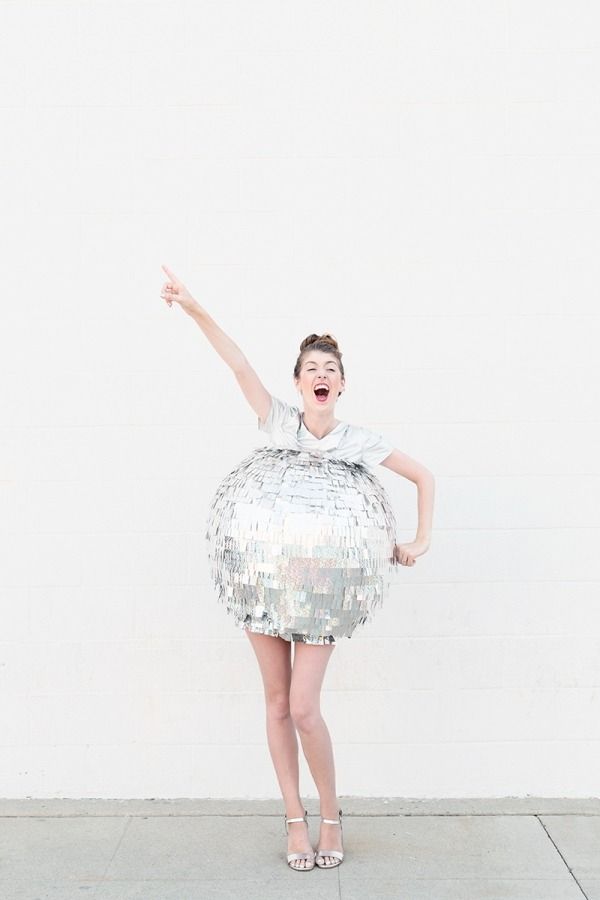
[
  {"xmin": 345, "ymin": 422, "xmax": 394, "ymax": 468},
  {"xmin": 258, "ymin": 395, "xmax": 300, "ymax": 433}
]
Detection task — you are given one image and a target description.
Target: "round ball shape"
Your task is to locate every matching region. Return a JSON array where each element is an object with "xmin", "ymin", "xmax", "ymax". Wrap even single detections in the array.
[{"xmin": 206, "ymin": 447, "xmax": 397, "ymax": 645}]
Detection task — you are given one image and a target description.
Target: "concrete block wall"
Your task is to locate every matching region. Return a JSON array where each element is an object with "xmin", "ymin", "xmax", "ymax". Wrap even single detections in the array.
[{"xmin": 0, "ymin": 0, "xmax": 599, "ymax": 798}]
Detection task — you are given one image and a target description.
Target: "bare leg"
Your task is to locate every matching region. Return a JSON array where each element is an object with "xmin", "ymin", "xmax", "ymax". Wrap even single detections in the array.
[
  {"xmin": 244, "ymin": 628, "xmax": 314, "ymax": 868},
  {"xmin": 290, "ymin": 641, "xmax": 342, "ymax": 865}
]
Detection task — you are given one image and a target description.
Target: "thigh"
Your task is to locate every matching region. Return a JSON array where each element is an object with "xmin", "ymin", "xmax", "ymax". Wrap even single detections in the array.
[
  {"xmin": 244, "ymin": 628, "xmax": 293, "ymax": 699},
  {"xmin": 290, "ymin": 641, "xmax": 336, "ymax": 708}
]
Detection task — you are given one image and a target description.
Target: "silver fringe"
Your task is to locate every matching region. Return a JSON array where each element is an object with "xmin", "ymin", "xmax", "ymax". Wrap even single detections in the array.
[{"xmin": 205, "ymin": 447, "xmax": 397, "ymax": 645}]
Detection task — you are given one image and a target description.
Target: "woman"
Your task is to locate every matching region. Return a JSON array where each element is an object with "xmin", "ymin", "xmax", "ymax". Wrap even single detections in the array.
[{"xmin": 160, "ymin": 264, "xmax": 435, "ymax": 871}]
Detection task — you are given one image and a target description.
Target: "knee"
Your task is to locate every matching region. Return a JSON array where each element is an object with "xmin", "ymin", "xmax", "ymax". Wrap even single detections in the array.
[
  {"xmin": 289, "ymin": 699, "xmax": 321, "ymax": 732},
  {"xmin": 265, "ymin": 692, "xmax": 291, "ymax": 720}
]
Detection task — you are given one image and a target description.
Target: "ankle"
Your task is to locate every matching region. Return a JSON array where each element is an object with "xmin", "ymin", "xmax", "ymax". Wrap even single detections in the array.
[
  {"xmin": 320, "ymin": 805, "xmax": 341, "ymax": 820},
  {"xmin": 285, "ymin": 805, "xmax": 307, "ymax": 821}
]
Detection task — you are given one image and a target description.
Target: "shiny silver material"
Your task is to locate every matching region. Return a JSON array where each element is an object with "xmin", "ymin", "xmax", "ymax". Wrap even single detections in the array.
[{"xmin": 206, "ymin": 447, "xmax": 397, "ymax": 645}]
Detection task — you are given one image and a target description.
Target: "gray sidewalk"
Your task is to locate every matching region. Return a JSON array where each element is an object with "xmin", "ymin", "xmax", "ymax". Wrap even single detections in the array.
[{"xmin": 1, "ymin": 798, "xmax": 599, "ymax": 899}]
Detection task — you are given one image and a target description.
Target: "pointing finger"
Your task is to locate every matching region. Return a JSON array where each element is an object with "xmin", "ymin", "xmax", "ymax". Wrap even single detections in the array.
[{"xmin": 161, "ymin": 263, "xmax": 178, "ymax": 283}]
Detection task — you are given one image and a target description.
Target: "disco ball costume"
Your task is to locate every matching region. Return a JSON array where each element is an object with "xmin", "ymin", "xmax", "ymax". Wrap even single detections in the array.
[{"xmin": 206, "ymin": 395, "xmax": 398, "ymax": 645}]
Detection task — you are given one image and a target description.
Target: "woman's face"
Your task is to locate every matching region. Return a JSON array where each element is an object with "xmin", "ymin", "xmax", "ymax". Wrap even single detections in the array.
[{"xmin": 295, "ymin": 350, "xmax": 345, "ymax": 410}]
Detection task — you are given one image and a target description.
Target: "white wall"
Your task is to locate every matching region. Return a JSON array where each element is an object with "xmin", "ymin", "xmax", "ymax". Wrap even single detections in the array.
[{"xmin": 1, "ymin": 0, "xmax": 599, "ymax": 799}]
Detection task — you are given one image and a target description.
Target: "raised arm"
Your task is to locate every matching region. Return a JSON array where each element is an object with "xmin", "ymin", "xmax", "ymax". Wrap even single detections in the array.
[{"xmin": 160, "ymin": 264, "xmax": 272, "ymax": 424}]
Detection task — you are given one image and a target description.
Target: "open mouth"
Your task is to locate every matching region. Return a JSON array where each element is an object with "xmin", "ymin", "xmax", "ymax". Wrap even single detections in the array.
[{"xmin": 314, "ymin": 385, "xmax": 330, "ymax": 403}]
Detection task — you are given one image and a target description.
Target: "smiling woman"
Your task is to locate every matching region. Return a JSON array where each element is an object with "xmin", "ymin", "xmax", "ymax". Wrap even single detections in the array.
[{"xmin": 160, "ymin": 264, "xmax": 434, "ymax": 871}]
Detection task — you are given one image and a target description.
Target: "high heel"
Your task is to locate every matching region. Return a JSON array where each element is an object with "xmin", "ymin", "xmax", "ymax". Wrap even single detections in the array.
[
  {"xmin": 284, "ymin": 808, "xmax": 316, "ymax": 871},
  {"xmin": 315, "ymin": 808, "xmax": 344, "ymax": 868}
]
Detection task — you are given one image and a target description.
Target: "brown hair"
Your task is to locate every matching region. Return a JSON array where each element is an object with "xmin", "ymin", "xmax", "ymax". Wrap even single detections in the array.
[{"xmin": 293, "ymin": 333, "xmax": 345, "ymax": 398}]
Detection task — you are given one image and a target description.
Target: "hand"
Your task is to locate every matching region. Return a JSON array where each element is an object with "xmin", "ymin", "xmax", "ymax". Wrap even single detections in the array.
[
  {"xmin": 392, "ymin": 538, "xmax": 430, "ymax": 566},
  {"xmin": 160, "ymin": 264, "xmax": 200, "ymax": 316}
]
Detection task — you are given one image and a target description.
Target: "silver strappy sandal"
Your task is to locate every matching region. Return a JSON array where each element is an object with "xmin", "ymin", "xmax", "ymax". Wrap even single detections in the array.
[
  {"xmin": 315, "ymin": 808, "xmax": 344, "ymax": 868},
  {"xmin": 284, "ymin": 808, "xmax": 316, "ymax": 871}
]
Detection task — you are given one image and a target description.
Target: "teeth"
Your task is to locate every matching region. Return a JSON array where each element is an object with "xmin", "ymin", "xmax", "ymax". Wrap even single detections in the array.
[{"xmin": 314, "ymin": 385, "xmax": 329, "ymax": 392}]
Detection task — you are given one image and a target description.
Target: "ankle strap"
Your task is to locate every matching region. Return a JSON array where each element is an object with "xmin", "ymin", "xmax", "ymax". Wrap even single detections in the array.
[
  {"xmin": 285, "ymin": 807, "xmax": 308, "ymax": 825},
  {"xmin": 321, "ymin": 808, "xmax": 343, "ymax": 824},
  {"xmin": 321, "ymin": 817, "xmax": 339, "ymax": 824}
]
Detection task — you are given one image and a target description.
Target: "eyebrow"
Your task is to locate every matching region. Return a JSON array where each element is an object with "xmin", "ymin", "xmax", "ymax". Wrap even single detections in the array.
[{"xmin": 303, "ymin": 360, "xmax": 338, "ymax": 366}]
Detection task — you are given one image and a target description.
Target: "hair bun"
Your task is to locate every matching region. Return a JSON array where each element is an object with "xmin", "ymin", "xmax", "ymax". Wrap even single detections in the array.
[
  {"xmin": 318, "ymin": 332, "xmax": 339, "ymax": 350},
  {"xmin": 299, "ymin": 333, "xmax": 320, "ymax": 352},
  {"xmin": 300, "ymin": 332, "xmax": 339, "ymax": 352}
]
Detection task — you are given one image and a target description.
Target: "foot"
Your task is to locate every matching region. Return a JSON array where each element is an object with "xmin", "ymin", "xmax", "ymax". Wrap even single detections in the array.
[
  {"xmin": 317, "ymin": 817, "xmax": 343, "ymax": 867},
  {"xmin": 286, "ymin": 817, "xmax": 314, "ymax": 870}
]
